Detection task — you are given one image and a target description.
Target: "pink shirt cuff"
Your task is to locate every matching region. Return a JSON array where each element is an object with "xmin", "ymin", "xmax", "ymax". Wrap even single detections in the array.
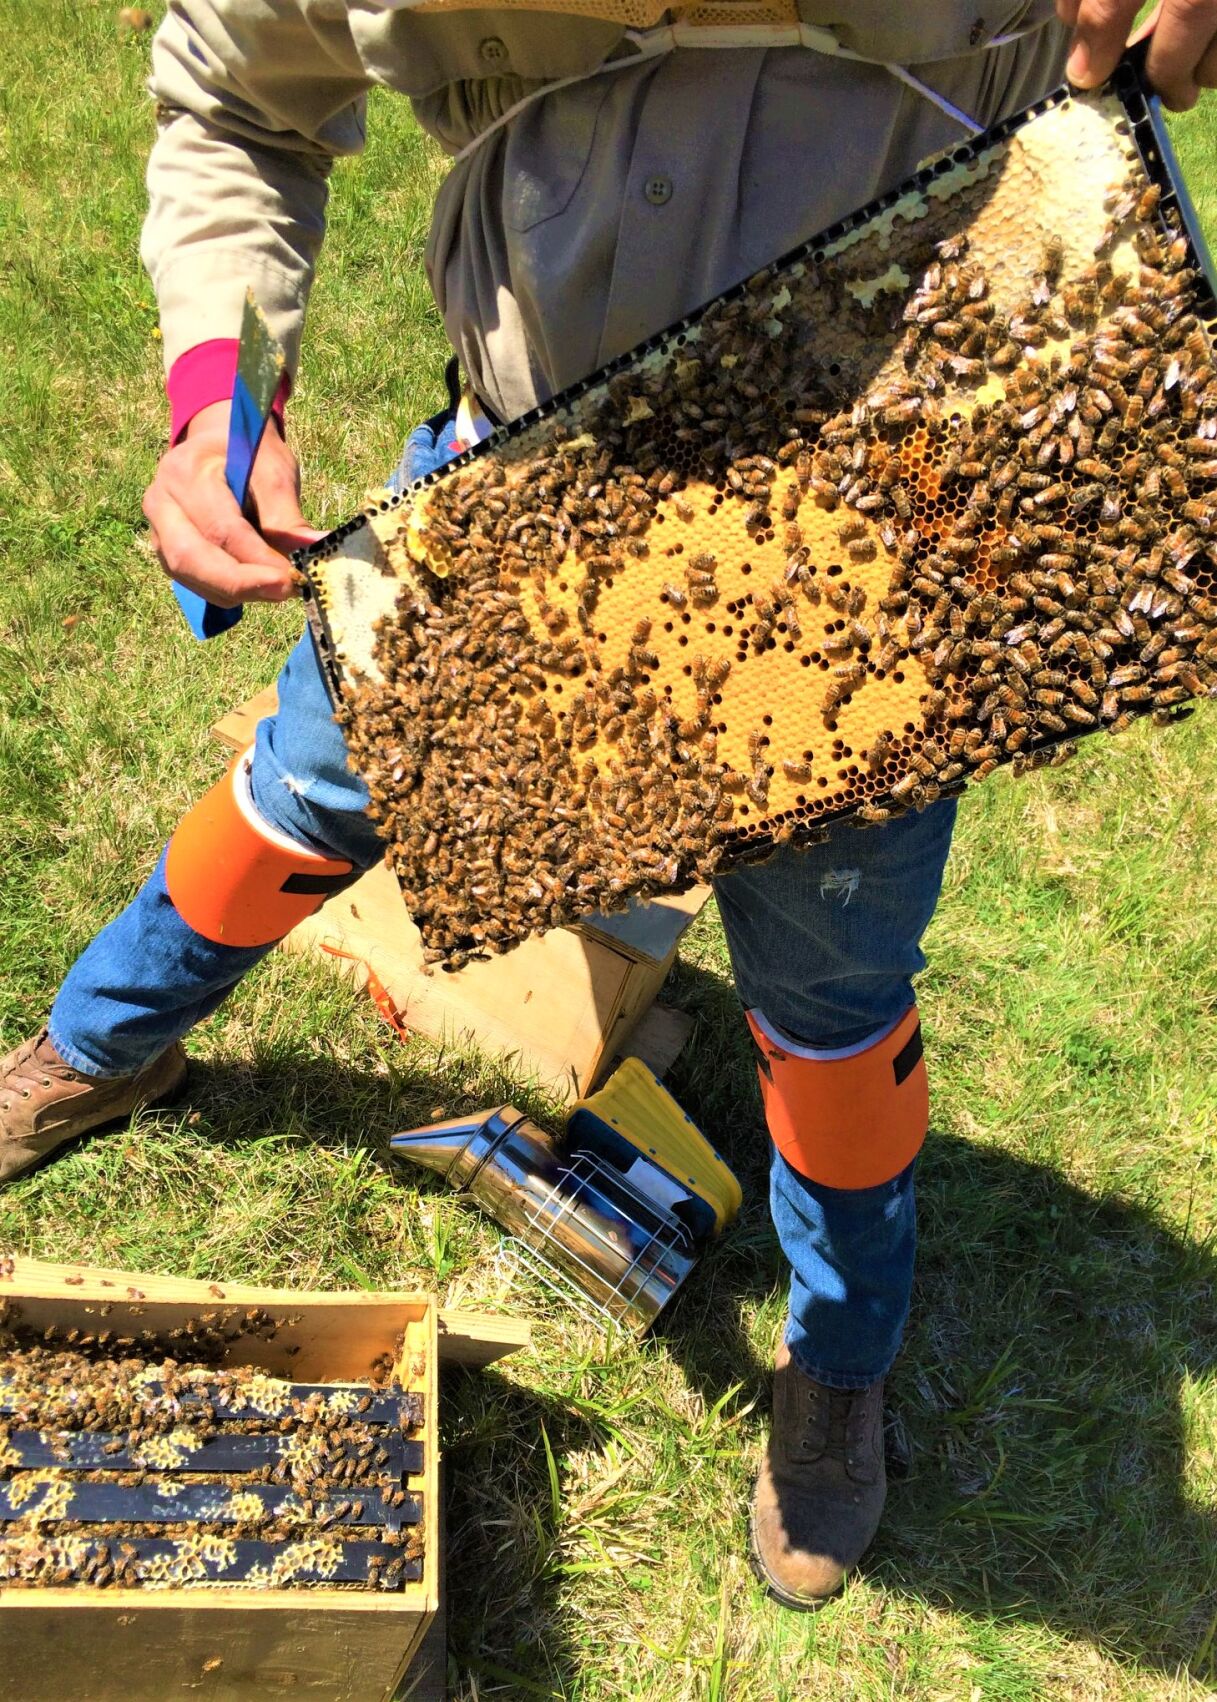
[{"xmin": 167, "ymin": 339, "xmax": 292, "ymax": 444}]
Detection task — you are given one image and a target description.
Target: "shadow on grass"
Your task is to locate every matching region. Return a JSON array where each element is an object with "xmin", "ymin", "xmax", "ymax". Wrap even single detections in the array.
[
  {"xmin": 884, "ymin": 1133, "xmax": 1217, "ymax": 1682},
  {"xmin": 176, "ymin": 955, "xmax": 1216, "ymax": 1689}
]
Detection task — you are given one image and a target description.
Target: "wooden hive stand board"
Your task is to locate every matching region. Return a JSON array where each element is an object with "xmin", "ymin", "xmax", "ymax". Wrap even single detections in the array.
[
  {"xmin": 0, "ymin": 1258, "xmax": 528, "ymax": 1702},
  {"xmin": 212, "ymin": 693, "xmax": 705, "ymax": 1098}
]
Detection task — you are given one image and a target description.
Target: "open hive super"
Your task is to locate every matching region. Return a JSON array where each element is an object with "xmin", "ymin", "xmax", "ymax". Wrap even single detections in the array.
[
  {"xmin": 0, "ymin": 1301, "xmax": 426, "ymax": 1594},
  {"xmin": 302, "ymin": 65, "xmax": 1217, "ymax": 967}
]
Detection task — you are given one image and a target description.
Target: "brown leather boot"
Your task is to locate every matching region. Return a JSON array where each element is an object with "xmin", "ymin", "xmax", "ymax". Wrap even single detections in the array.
[
  {"xmin": 749, "ymin": 1341, "xmax": 886, "ymax": 1609},
  {"xmin": 0, "ymin": 1031, "xmax": 187, "ymax": 1184}
]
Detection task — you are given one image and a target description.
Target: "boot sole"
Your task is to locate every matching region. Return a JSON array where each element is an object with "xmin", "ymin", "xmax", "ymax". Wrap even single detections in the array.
[{"xmin": 2, "ymin": 1059, "xmax": 190, "ymax": 1185}]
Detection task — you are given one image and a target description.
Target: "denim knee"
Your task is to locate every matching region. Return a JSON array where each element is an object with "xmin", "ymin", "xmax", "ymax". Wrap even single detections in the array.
[
  {"xmin": 714, "ymin": 799, "xmax": 957, "ymax": 1047},
  {"xmin": 247, "ymin": 629, "xmax": 384, "ymax": 869}
]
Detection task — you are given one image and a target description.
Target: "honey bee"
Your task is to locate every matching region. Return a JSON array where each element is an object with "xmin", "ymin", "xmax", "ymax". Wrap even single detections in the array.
[
  {"xmin": 891, "ymin": 772, "xmax": 923, "ymax": 804},
  {"xmin": 1136, "ymin": 182, "xmax": 1162, "ymax": 222},
  {"xmin": 831, "ymin": 660, "xmax": 866, "ymax": 689}
]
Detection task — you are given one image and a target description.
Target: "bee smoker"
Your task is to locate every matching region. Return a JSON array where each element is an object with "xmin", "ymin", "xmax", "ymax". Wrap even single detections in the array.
[{"xmin": 391, "ymin": 1061, "xmax": 741, "ymax": 1333}]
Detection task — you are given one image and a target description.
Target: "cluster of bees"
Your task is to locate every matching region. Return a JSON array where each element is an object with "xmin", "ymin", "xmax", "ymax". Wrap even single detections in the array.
[
  {"xmin": 334, "ymin": 138, "xmax": 1217, "ymax": 967},
  {"xmin": 0, "ymin": 1317, "xmax": 422, "ymax": 1591}
]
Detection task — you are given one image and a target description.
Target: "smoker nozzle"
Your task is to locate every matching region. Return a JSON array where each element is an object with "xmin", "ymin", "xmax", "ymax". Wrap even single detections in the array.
[{"xmin": 389, "ymin": 1106, "xmax": 532, "ymax": 1190}]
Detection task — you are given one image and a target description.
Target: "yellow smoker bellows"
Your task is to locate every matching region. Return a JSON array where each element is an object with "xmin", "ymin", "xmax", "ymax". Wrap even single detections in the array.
[
  {"xmin": 573, "ymin": 1056, "xmax": 742, "ymax": 1234},
  {"xmin": 301, "ymin": 60, "xmax": 1217, "ymax": 967}
]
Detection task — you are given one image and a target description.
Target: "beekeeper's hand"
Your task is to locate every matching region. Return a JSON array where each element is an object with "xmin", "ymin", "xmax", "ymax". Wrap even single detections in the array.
[
  {"xmin": 1058, "ymin": 0, "xmax": 1217, "ymax": 109},
  {"xmin": 142, "ymin": 401, "xmax": 323, "ymax": 609}
]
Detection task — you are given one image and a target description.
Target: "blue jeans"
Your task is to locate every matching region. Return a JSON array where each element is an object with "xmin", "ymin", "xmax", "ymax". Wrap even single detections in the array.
[
  {"xmin": 48, "ymin": 414, "xmax": 957, "ymax": 1387},
  {"xmin": 716, "ymin": 821, "xmax": 952, "ymax": 1387}
]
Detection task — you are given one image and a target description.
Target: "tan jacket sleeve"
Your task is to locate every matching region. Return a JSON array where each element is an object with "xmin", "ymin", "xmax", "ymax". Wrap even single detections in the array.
[{"xmin": 141, "ymin": 0, "xmax": 373, "ymax": 374}]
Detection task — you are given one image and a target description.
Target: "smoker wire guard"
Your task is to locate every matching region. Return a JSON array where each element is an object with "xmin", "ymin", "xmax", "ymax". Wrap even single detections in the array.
[{"xmin": 293, "ymin": 42, "xmax": 1217, "ymax": 879}]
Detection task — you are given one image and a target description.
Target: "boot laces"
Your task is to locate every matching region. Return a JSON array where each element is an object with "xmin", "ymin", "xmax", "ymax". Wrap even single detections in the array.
[
  {"xmin": 810, "ymin": 1386, "xmax": 856, "ymax": 1457},
  {"xmin": 2, "ymin": 1034, "xmax": 69, "ymax": 1103},
  {"xmin": 803, "ymin": 1382, "xmax": 874, "ymax": 1477}
]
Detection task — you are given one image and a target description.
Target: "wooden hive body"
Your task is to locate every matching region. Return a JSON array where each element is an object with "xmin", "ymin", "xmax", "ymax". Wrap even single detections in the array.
[{"xmin": 0, "ymin": 1262, "xmax": 443, "ymax": 1702}]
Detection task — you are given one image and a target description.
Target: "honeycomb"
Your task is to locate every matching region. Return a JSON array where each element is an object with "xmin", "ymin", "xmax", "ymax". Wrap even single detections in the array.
[{"xmin": 302, "ymin": 72, "xmax": 1217, "ymax": 966}]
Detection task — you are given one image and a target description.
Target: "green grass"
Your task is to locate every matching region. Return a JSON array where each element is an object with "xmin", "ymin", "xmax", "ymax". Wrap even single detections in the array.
[{"xmin": 2, "ymin": 6, "xmax": 1216, "ymax": 1697}]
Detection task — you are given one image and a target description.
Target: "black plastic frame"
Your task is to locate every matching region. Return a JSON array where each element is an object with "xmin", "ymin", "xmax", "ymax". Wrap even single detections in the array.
[{"xmin": 297, "ymin": 44, "xmax": 1217, "ymax": 872}]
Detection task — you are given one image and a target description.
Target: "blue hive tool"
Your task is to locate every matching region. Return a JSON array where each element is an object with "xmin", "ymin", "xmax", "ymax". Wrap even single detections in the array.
[{"xmin": 172, "ymin": 287, "xmax": 286, "ymax": 640}]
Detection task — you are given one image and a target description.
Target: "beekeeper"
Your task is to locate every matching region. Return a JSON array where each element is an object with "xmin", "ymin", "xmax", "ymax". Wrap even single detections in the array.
[{"xmin": 5, "ymin": 0, "xmax": 1215, "ymax": 1609}]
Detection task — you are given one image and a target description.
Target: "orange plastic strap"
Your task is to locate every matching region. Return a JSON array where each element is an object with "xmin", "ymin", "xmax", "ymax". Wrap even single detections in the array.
[
  {"xmin": 164, "ymin": 748, "xmax": 353, "ymax": 948},
  {"xmin": 746, "ymin": 1006, "xmax": 927, "ymax": 1190},
  {"xmin": 320, "ymin": 944, "xmax": 410, "ymax": 1041}
]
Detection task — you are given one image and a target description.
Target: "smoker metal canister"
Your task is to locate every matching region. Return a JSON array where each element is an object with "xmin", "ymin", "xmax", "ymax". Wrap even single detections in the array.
[{"xmin": 390, "ymin": 1108, "xmax": 696, "ymax": 1331}]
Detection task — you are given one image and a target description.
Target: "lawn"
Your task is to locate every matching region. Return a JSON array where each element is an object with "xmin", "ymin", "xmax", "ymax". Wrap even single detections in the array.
[{"xmin": 1, "ymin": 5, "xmax": 1215, "ymax": 1698}]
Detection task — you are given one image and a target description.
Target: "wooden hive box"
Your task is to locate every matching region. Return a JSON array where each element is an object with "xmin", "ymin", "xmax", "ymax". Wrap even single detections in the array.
[{"xmin": 0, "ymin": 1258, "xmax": 524, "ymax": 1702}]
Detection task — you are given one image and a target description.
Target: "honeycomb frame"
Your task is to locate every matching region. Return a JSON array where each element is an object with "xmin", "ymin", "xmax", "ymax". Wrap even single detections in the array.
[{"xmin": 298, "ymin": 50, "xmax": 1217, "ymax": 964}]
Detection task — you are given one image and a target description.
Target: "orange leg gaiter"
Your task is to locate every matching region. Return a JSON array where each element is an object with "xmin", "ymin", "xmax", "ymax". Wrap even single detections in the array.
[
  {"xmin": 746, "ymin": 1006, "xmax": 927, "ymax": 1189},
  {"xmin": 164, "ymin": 747, "xmax": 353, "ymax": 948}
]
